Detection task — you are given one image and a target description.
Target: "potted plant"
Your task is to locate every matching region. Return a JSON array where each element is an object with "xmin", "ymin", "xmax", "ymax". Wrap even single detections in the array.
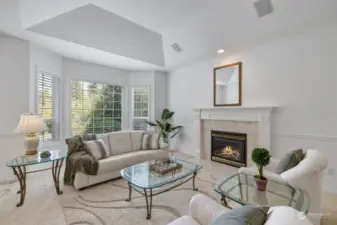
[
  {"xmin": 146, "ymin": 108, "xmax": 183, "ymax": 144},
  {"xmin": 251, "ymin": 148, "xmax": 271, "ymax": 191}
]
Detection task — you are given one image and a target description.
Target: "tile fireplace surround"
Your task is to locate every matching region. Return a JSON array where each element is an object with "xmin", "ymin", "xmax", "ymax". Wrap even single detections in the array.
[{"xmin": 194, "ymin": 106, "xmax": 275, "ymax": 167}]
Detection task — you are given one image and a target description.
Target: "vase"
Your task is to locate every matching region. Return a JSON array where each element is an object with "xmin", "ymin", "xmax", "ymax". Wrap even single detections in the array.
[{"xmin": 254, "ymin": 176, "xmax": 268, "ymax": 191}]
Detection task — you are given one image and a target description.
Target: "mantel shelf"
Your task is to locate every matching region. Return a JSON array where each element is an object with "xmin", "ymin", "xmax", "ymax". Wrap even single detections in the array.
[{"xmin": 193, "ymin": 106, "xmax": 276, "ymax": 112}]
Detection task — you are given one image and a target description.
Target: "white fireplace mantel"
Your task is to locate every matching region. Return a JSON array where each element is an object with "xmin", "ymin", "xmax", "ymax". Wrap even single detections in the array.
[{"xmin": 194, "ymin": 106, "xmax": 276, "ymax": 158}]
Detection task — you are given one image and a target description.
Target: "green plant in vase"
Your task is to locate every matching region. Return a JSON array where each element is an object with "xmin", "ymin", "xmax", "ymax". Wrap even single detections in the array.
[
  {"xmin": 251, "ymin": 148, "xmax": 271, "ymax": 191},
  {"xmin": 146, "ymin": 108, "xmax": 183, "ymax": 144}
]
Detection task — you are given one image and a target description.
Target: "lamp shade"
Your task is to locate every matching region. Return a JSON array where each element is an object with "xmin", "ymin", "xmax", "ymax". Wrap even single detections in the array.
[{"xmin": 14, "ymin": 113, "xmax": 48, "ymax": 134}]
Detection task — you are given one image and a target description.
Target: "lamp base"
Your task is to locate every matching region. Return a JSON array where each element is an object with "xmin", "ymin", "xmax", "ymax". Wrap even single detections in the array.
[{"xmin": 24, "ymin": 133, "xmax": 39, "ymax": 156}]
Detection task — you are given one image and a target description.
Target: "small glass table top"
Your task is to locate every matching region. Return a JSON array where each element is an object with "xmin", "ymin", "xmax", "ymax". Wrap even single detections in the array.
[
  {"xmin": 214, "ymin": 172, "xmax": 310, "ymax": 214},
  {"xmin": 6, "ymin": 150, "xmax": 67, "ymax": 167},
  {"xmin": 120, "ymin": 159, "xmax": 203, "ymax": 189}
]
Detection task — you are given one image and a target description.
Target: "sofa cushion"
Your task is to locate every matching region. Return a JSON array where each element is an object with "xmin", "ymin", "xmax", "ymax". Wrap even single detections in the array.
[
  {"xmin": 83, "ymin": 139, "xmax": 109, "ymax": 160},
  {"xmin": 98, "ymin": 150, "xmax": 168, "ymax": 174},
  {"xmin": 106, "ymin": 131, "xmax": 133, "ymax": 156},
  {"xmin": 209, "ymin": 206, "xmax": 269, "ymax": 225},
  {"xmin": 265, "ymin": 206, "xmax": 312, "ymax": 225},
  {"xmin": 129, "ymin": 131, "xmax": 144, "ymax": 151},
  {"xmin": 275, "ymin": 149, "xmax": 304, "ymax": 174},
  {"xmin": 167, "ymin": 216, "xmax": 200, "ymax": 225},
  {"xmin": 142, "ymin": 133, "xmax": 160, "ymax": 150}
]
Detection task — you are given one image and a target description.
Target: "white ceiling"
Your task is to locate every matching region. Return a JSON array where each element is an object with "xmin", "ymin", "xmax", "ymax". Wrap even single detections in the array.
[{"xmin": 1, "ymin": 0, "xmax": 337, "ymax": 71}]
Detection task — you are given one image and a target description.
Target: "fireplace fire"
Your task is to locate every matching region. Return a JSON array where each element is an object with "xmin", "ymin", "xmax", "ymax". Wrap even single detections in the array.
[{"xmin": 211, "ymin": 130, "xmax": 247, "ymax": 167}]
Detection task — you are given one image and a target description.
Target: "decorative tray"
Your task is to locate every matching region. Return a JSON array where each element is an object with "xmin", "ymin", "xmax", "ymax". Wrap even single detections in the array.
[{"xmin": 149, "ymin": 161, "xmax": 182, "ymax": 174}]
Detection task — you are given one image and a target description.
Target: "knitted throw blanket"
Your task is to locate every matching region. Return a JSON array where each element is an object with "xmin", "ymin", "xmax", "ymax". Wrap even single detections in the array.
[{"xmin": 64, "ymin": 134, "xmax": 98, "ymax": 185}]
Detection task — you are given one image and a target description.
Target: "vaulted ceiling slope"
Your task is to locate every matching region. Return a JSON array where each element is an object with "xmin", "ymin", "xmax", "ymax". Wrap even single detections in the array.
[
  {"xmin": 1, "ymin": 0, "xmax": 337, "ymax": 70},
  {"xmin": 27, "ymin": 4, "xmax": 165, "ymax": 67}
]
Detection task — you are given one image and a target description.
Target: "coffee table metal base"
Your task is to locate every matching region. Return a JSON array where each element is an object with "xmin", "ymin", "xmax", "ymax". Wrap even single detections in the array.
[{"xmin": 125, "ymin": 172, "xmax": 198, "ymax": 220}]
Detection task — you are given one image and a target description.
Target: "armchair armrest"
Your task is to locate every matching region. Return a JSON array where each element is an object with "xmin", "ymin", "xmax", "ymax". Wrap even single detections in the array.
[
  {"xmin": 265, "ymin": 157, "xmax": 280, "ymax": 172},
  {"xmin": 189, "ymin": 194, "xmax": 229, "ymax": 225},
  {"xmin": 238, "ymin": 167, "xmax": 286, "ymax": 184}
]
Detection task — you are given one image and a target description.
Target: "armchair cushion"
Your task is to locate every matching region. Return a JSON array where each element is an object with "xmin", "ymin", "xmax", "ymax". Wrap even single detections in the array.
[
  {"xmin": 189, "ymin": 194, "xmax": 230, "ymax": 225},
  {"xmin": 167, "ymin": 216, "xmax": 200, "ymax": 225},
  {"xmin": 210, "ymin": 206, "xmax": 269, "ymax": 225},
  {"xmin": 274, "ymin": 149, "xmax": 304, "ymax": 174}
]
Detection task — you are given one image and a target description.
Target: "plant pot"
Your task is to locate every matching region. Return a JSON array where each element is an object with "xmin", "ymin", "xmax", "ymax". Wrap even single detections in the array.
[{"xmin": 254, "ymin": 176, "xmax": 268, "ymax": 191}]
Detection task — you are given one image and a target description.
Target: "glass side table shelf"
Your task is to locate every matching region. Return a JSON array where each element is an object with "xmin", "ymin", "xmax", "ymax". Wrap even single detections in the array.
[
  {"xmin": 6, "ymin": 150, "xmax": 66, "ymax": 207},
  {"xmin": 214, "ymin": 172, "xmax": 310, "ymax": 214}
]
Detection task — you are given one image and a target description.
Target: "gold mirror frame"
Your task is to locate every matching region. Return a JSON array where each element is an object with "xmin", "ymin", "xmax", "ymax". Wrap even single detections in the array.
[{"xmin": 213, "ymin": 62, "xmax": 242, "ymax": 107}]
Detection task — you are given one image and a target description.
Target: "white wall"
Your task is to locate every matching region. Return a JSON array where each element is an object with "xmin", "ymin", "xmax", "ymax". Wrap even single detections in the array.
[
  {"xmin": 63, "ymin": 59, "xmax": 130, "ymax": 137},
  {"xmin": 0, "ymin": 34, "xmax": 30, "ymax": 183},
  {"xmin": 153, "ymin": 71, "xmax": 167, "ymax": 121},
  {"xmin": 168, "ymin": 22, "xmax": 337, "ymax": 192}
]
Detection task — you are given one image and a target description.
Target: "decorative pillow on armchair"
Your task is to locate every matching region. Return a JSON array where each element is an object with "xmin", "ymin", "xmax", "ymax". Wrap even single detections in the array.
[
  {"xmin": 274, "ymin": 148, "xmax": 305, "ymax": 174},
  {"xmin": 83, "ymin": 139, "xmax": 110, "ymax": 160},
  {"xmin": 142, "ymin": 133, "xmax": 160, "ymax": 150}
]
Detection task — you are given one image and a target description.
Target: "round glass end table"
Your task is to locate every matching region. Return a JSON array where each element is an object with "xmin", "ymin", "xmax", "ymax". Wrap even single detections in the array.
[
  {"xmin": 213, "ymin": 172, "xmax": 310, "ymax": 214},
  {"xmin": 6, "ymin": 150, "xmax": 66, "ymax": 207}
]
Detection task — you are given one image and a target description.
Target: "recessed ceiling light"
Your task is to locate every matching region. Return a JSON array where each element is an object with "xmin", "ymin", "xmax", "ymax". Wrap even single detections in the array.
[{"xmin": 217, "ymin": 49, "xmax": 226, "ymax": 54}]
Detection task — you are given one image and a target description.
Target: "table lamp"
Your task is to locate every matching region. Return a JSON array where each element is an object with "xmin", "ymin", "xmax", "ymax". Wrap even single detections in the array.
[{"xmin": 14, "ymin": 113, "xmax": 48, "ymax": 155}]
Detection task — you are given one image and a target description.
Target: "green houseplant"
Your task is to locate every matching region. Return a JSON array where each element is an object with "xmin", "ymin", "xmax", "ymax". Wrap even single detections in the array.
[
  {"xmin": 251, "ymin": 148, "xmax": 271, "ymax": 191},
  {"xmin": 146, "ymin": 108, "xmax": 183, "ymax": 144}
]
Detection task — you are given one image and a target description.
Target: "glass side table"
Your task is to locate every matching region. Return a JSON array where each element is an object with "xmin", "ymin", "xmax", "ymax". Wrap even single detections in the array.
[
  {"xmin": 214, "ymin": 172, "xmax": 311, "ymax": 214},
  {"xmin": 6, "ymin": 150, "xmax": 66, "ymax": 207}
]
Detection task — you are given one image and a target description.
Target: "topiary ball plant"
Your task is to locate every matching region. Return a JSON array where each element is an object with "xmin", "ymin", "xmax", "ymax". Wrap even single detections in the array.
[{"xmin": 251, "ymin": 148, "xmax": 271, "ymax": 180}]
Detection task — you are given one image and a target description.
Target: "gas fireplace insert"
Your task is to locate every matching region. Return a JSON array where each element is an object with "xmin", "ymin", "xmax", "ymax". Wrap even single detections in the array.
[{"xmin": 211, "ymin": 130, "xmax": 247, "ymax": 167}]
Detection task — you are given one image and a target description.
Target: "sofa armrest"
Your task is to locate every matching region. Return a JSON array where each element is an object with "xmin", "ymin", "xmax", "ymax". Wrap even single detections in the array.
[{"xmin": 189, "ymin": 194, "xmax": 229, "ymax": 225}]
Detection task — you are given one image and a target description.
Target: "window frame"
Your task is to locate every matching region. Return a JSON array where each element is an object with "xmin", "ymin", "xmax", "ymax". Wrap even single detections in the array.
[
  {"xmin": 35, "ymin": 67, "xmax": 61, "ymax": 147},
  {"xmin": 131, "ymin": 85, "xmax": 151, "ymax": 131},
  {"xmin": 70, "ymin": 78, "xmax": 124, "ymax": 136}
]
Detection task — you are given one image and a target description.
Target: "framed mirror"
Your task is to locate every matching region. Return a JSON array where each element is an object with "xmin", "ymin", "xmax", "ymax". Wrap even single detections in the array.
[{"xmin": 213, "ymin": 62, "xmax": 242, "ymax": 106}]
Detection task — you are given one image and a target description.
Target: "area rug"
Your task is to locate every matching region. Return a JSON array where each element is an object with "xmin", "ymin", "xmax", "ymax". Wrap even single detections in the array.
[{"xmin": 60, "ymin": 169, "xmax": 220, "ymax": 225}]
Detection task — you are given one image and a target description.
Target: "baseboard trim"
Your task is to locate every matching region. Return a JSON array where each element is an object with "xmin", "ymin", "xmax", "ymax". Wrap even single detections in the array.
[{"xmin": 273, "ymin": 133, "xmax": 337, "ymax": 142}]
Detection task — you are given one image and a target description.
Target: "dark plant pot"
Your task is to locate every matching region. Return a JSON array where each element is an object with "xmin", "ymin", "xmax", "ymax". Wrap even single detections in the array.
[{"xmin": 254, "ymin": 176, "xmax": 268, "ymax": 191}]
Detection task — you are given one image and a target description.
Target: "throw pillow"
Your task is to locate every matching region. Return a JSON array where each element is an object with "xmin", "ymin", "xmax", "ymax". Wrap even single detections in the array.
[
  {"xmin": 83, "ymin": 139, "xmax": 110, "ymax": 160},
  {"xmin": 274, "ymin": 148, "xmax": 305, "ymax": 174},
  {"xmin": 142, "ymin": 133, "xmax": 160, "ymax": 150},
  {"xmin": 210, "ymin": 206, "xmax": 269, "ymax": 225}
]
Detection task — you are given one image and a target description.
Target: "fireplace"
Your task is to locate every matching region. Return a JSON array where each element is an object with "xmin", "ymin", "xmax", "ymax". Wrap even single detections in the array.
[{"xmin": 211, "ymin": 130, "xmax": 247, "ymax": 167}]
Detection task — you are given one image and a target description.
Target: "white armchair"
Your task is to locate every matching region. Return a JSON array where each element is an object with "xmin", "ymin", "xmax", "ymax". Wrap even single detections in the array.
[
  {"xmin": 239, "ymin": 149, "xmax": 328, "ymax": 225},
  {"xmin": 168, "ymin": 194, "xmax": 313, "ymax": 225}
]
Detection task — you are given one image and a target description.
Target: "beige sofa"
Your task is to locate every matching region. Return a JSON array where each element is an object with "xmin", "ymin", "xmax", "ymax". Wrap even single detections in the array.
[{"xmin": 73, "ymin": 131, "xmax": 169, "ymax": 190}]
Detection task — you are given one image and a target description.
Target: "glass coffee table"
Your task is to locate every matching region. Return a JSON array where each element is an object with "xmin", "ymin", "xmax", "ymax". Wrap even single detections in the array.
[
  {"xmin": 6, "ymin": 150, "xmax": 66, "ymax": 207},
  {"xmin": 214, "ymin": 172, "xmax": 310, "ymax": 214},
  {"xmin": 120, "ymin": 159, "xmax": 203, "ymax": 220}
]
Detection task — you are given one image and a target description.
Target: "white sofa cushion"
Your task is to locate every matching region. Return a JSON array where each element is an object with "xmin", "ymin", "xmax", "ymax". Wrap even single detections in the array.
[
  {"xmin": 129, "ymin": 131, "xmax": 144, "ymax": 150},
  {"xmin": 167, "ymin": 216, "xmax": 200, "ymax": 225},
  {"xmin": 107, "ymin": 131, "xmax": 133, "ymax": 155},
  {"xmin": 265, "ymin": 206, "xmax": 312, "ymax": 225},
  {"xmin": 98, "ymin": 149, "xmax": 168, "ymax": 174}
]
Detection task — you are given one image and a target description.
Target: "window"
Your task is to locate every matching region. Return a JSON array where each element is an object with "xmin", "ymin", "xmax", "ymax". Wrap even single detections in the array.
[
  {"xmin": 37, "ymin": 69, "xmax": 61, "ymax": 144},
  {"xmin": 132, "ymin": 86, "xmax": 149, "ymax": 130},
  {"xmin": 71, "ymin": 80, "xmax": 122, "ymax": 135}
]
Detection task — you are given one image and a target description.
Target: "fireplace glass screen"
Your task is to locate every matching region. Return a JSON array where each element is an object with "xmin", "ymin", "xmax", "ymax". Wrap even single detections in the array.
[{"xmin": 211, "ymin": 130, "xmax": 247, "ymax": 167}]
